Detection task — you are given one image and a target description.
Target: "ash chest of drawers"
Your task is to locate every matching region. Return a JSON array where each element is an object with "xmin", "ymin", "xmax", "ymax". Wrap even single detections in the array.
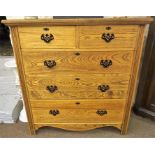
[{"xmin": 2, "ymin": 18, "xmax": 153, "ymax": 134}]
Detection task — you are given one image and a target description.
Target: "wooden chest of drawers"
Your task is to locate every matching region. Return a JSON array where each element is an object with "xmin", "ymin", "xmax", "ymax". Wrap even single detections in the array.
[{"xmin": 2, "ymin": 17, "xmax": 153, "ymax": 134}]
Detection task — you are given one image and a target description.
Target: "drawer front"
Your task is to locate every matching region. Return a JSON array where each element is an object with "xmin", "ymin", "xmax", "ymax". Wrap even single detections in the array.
[
  {"xmin": 79, "ymin": 26, "xmax": 139, "ymax": 49},
  {"xmin": 22, "ymin": 50, "xmax": 132, "ymax": 75},
  {"xmin": 18, "ymin": 26, "xmax": 76, "ymax": 49},
  {"xmin": 26, "ymin": 73, "xmax": 129, "ymax": 100},
  {"xmin": 30, "ymin": 99, "xmax": 126, "ymax": 109},
  {"xmin": 32, "ymin": 106, "xmax": 124, "ymax": 124}
]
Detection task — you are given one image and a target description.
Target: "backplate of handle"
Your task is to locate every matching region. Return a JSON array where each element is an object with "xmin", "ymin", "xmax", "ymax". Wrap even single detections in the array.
[
  {"xmin": 44, "ymin": 60, "xmax": 56, "ymax": 68},
  {"xmin": 96, "ymin": 110, "xmax": 107, "ymax": 116},
  {"xmin": 100, "ymin": 60, "xmax": 112, "ymax": 68},
  {"xmin": 98, "ymin": 84, "xmax": 110, "ymax": 92},
  {"xmin": 49, "ymin": 109, "xmax": 60, "ymax": 116},
  {"xmin": 101, "ymin": 33, "xmax": 115, "ymax": 42},
  {"xmin": 41, "ymin": 33, "xmax": 54, "ymax": 43},
  {"xmin": 47, "ymin": 85, "xmax": 58, "ymax": 93}
]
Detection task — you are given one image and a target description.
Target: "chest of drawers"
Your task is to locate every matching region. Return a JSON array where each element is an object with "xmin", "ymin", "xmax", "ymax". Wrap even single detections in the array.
[{"xmin": 2, "ymin": 17, "xmax": 153, "ymax": 134}]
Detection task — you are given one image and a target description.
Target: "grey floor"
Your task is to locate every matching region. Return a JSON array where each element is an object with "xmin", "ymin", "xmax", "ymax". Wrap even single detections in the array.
[
  {"xmin": 0, "ymin": 40, "xmax": 13, "ymax": 56},
  {"xmin": 0, "ymin": 113, "xmax": 155, "ymax": 138},
  {"xmin": 0, "ymin": 56, "xmax": 22, "ymax": 123}
]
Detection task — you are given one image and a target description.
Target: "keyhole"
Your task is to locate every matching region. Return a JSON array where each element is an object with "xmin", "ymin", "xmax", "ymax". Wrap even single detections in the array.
[
  {"xmin": 105, "ymin": 26, "xmax": 112, "ymax": 30},
  {"xmin": 43, "ymin": 27, "xmax": 49, "ymax": 31},
  {"xmin": 75, "ymin": 52, "xmax": 80, "ymax": 56},
  {"xmin": 75, "ymin": 78, "xmax": 80, "ymax": 80}
]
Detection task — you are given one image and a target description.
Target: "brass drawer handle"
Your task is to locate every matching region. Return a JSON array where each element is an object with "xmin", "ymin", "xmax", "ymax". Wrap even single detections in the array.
[
  {"xmin": 98, "ymin": 84, "xmax": 110, "ymax": 92},
  {"xmin": 44, "ymin": 60, "xmax": 56, "ymax": 68},
  {"xmin": 101, "ymin": 33, "xmax": 115, "ymax": 42},
  {"xmin": 49, "ymin": 110, "xmax": 59, "ymax": 116},
  {"xmin": 41, "ymin": 33, "xmax": 54, "ymax": 43},
  {"xmin": 96, "ymin": 110, "xmax": 107, "ymax": 116},
  {"xmin": 100, "ymin": 60, "xmax": 112, "ymax": 68},
  {"xmin": 47, "ymin": 85, "xmax": 58, "ymax": 93}
]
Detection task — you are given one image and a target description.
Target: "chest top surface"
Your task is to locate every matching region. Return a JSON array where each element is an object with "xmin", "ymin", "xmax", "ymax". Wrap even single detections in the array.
[{"xmin": 2, "ymin": 17, "xmax": 153, "ymax": 26}]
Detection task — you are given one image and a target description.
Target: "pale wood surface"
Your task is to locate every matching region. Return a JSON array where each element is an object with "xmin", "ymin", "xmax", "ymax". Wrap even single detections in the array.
[
  {"xmin": 18, "ymin": 26, "xmax": 76, "ymax": 49},
  {"xmin": 3, "ymin": 18, "xmax": 152, "ymax": 134},
  {"xmin": 2, "ymin": 17, "xmax": 153, "ymax": 26},
  {"xmin": 26, "ymin": 73, "xmax": 129, "ymax": 100},
  {"xmin": 22, "ymin": 50, "xmax": 133, "ymax": 74},
  {"xmin": 32, "ymin": 108, "xmax": 124, "ymax": 124},
  {"xmin": 34, "ymin": 123, "xmax": 122, "ymax": 131},
  {"xmin": 79, "ymin": 26, "xmax": 138, "ymax": 49},
  {"xmin": 30, "ymin": 99, "xmax": 126, "ymax": 109},
  {"xmin": 18, "ymin": 25, "xmax": 139, "ymax": 50},
  {"xmin": 10, "ymin": 27, "xmax": 36, "ymax": 134},
  {"xmin": 26, "ymin": 73, "xmax": 130, "ymax": 91},
  {"xmin": 28, "ymin": 88, "xmax": 128, "ymax": 100},
  {"xmin": 121, "ymin": 26, "xmax": 146, "ymax": 134}
]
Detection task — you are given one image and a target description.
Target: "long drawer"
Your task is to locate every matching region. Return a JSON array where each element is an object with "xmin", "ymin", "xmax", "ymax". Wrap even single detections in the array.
[
  {"xmin": 30, "ymin": 99, "xmax": 126, "ymax": 109},
  {"xmin": 18, "ymin": 26, "xmax": 76, "ymax": 49},
  {"xmin": 22, "ymin": 50, "xmax": 133, "ymax": 75},
  {"xmin": 26, "ymin": 73, "xmax": 130, "ymax": 100},
  {"xmin": 32, "ymin": 105, "xmax": 125, "ymax": 124},
  {"xmin": 79, "ymin": 25, "xmax": 139, "ymax": 49}
]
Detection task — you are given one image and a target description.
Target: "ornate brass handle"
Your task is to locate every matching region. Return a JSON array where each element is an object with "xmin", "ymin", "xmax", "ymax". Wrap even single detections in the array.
[
  {"xmin": 41, "ymin": 34, "xmax": 54, "ymax": 43},
  {"xmin": 100, "ymin": 60, "xmax": 112, "ymax": 68},
  {"xmin": 49, "ymin": 110, "xmax": 59, "ymax": 116},
  {"xmin": 101, "ymin": 33, "xmax": 115, "ymax": 42},
  {"xmin": 44, "ymin": 60, "xmax": 56, "ymax": 68},
  {"xmin": 96, "ymin": 110, "xmax": 107, "ymax": 116},
  {"xmin": 98, "ymin": 84, "xmax": 110, "ymax": 92},
  {"xmin": 47, "ymin": 85, "xmax": 58, "ymax": 93}
]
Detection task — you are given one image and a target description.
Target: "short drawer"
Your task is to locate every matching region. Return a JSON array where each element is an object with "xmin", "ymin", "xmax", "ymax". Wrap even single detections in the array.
[
  {"xmin": 18, "ymin": 26, "xmax": 76, "ymax": 49},
  {"xmin": 32, "ymin": 107, "xmax": 124, "ymax": 124},
  {"xmin": 22, "ymin": 50, "xmax": 133, "ymax": 74},
  {"xmin": 26, "ymin": 73, "xmax": 129, "ymax": 100},
  {"xmin": 79, "ymin": 25, "xmax": 139, "ymax": 49}
]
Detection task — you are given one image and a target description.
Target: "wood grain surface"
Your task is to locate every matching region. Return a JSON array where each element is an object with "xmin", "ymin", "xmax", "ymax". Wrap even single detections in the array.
[
  {"xmin": 34, "ymin": 123, "xmax": 122, "ymax": 131},
  {"xmin": 18, "ymin": 26, "xmax": 76, "ymax": 49},
  {"xmin": 26, "ymin": 73, "xmax": 129, "ymax": 100},
  {"xmin": 26, "ymin": 73, "xmax": 130, "ymax": 91},
  {"xmin": 121, "ymin": 26, "xmax": 146, "ymax": 134},
  {"xmin": 22, "ymin": 50, "xmax": 133, "ymax": 74},
  {"xmin": 2, "ymin": 17, "xmax": 152, "ymax": 134},
  {"xmin": 30, "ymin": 99, "xmax": 126, "ymax": 109},
  {"xmin": 2, "ymin": 17, "xmax": 153, "ymax": 26},
  {"xmin": 79, "ymin": 26, "xmax": 139, "ymax": 49},
  {"xmin": 10, "ymin": 27, "xmax": 36, "ymax": 134},
  {"xmin": 32, "ymin": 107, "xmax": 124, "ymax": 124}
]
